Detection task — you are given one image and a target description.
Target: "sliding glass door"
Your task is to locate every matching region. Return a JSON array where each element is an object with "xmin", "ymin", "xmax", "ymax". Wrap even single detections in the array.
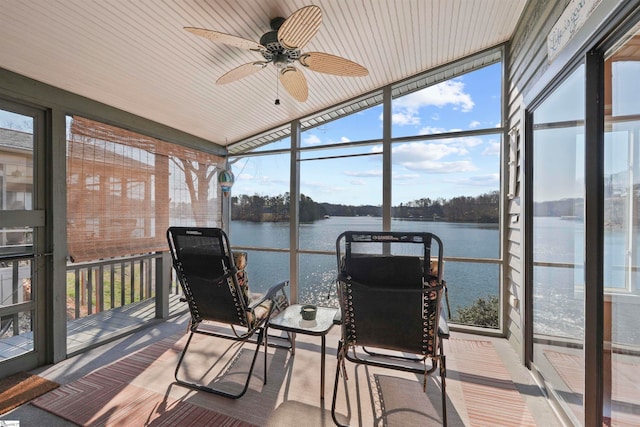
[
  {"xmin": 603, "ymin": 21, "xmax": 640, "ymax": 425},
  {"xmin": 530, "ymin": 65, "xmax": 586, "ymax": 424},
  {"xmin": 529, "ymin": 14, "xmax": 640, "ymax": 426}
]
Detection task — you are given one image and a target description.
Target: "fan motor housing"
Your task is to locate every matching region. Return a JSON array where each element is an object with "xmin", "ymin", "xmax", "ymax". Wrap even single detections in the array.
[{"xmin": 259, "ymin": 30, "xmax": 300, "ymax": 67}]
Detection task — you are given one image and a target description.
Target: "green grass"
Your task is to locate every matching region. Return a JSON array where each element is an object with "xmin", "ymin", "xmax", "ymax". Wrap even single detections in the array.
[{"xmin": 66, "ymin": 262, "xmax": 155, "ymax": 318}]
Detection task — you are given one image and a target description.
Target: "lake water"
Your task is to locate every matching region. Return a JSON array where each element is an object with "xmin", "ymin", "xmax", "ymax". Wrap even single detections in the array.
[
  {"xmin": 532, "ymin": 216, "xmax": 640, "ymax": 345},
  {"xmin": 228, "ymin": 215, "xmax": 639, "ymax": 343},
  {"xmin": 230, "ymin": 216, "xmax": 500, "ymax": 314}
]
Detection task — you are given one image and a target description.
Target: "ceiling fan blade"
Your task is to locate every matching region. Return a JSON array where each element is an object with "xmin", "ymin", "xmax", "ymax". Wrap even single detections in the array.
[
  {"xmin": 216, "ymin": 62, "xmax": 268, "ymax": 85},
  {"xmin": 184, "ymin": 27, "xmax": 265, "ymax": 51},
  {"xmin": 278, "ymin": 5, "xmax": 322, "ymax": 50},
  {"xmin": 299, "ymin": 52, "xmax": 369, "ymax": 77},
  {"xmin": 279, "ymin": 66, "xmax": 308, "ymax": 102}
]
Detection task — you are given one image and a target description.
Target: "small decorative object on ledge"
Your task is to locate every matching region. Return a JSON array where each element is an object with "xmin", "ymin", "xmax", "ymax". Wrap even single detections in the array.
[{"xmin": 232, "ymin": 251, "xmax": 249, "ymax": 299}]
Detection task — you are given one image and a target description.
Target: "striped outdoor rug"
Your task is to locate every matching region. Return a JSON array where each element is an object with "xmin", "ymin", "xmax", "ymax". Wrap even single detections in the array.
[
  {"xmin": 32, "ymin": 334, "xmax": 256, "ymax": 427},
  {"xmin": 449, "ymin": 339, "xmax": 537, "ymax": 427}
]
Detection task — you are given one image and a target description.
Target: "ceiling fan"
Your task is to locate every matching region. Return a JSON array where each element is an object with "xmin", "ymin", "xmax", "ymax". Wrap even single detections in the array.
[{"xmin": 184, "ymin": 5, "xmax": 368, "ymax": 103}]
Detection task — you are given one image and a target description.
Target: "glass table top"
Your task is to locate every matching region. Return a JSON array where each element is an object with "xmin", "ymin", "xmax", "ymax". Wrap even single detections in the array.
[{"xmin": 269, "ymin": 304, "xmax": 339, "ymax": 335}]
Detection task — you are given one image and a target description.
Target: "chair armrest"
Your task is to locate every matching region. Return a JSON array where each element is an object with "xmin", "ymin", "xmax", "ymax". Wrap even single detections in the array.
[
  {"xmin": 211, "ymin": 268, "xmax": 237, "ymax": 285},
  {"xmin": 438, "ymin": 285, "xmax": 450, "ymax": 338},
  {"xmin": 442, "ymin": 279, "xmax": 451, "ymax": 319},
  {"xmin": 333, "ymin": 308, "xmax": 342, "ymax": 325},
  {"xmin": 438, "ymin": 310, "xmax": 450, "ymax": 339},
  {"xmin": 248, "ymin": 280, "xmax": 289, "ymax": 309}
]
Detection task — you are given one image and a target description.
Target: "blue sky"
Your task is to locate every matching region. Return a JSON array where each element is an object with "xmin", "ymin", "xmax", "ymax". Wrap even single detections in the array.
[
  {"xmin": 232, "ymin": 63, "xmax": 503, "ymax": 206},
  {"xmin": 0, "ymin": 110, "xmax": 32, "ymax": 132}
]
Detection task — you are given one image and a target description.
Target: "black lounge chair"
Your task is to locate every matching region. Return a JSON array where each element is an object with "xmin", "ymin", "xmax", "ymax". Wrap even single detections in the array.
[
  {"xmin": 167, "ymin": 226, "xmax": 289, "ymax": 399},
  {"xmin": 331, "ymin": 231, "xmax": 449, "ymax": 426}
]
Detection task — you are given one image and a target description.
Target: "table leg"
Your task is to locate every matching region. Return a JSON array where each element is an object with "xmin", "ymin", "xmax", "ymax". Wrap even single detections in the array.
[
  {"xmin": 291, "ymin": 332, "xmax": 296, "ymax": 355},
  {"xmin": 321, "ymin": 334, "xmax": 326, "ymax": 400}
]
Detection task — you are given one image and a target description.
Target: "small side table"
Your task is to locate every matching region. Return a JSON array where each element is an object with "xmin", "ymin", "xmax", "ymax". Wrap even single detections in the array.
[{"xmin": 268, "ymin": 304, "xmax": 338, "ymax": 400}]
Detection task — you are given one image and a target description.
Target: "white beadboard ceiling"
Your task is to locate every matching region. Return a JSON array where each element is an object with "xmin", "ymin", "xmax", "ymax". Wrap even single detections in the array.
[{"xmin": 0, "ymin": 0, "xmax": 527, "ymax": 149}]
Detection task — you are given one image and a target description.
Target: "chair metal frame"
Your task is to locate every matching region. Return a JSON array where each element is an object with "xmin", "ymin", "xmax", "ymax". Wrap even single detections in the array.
[
  {"xmin": 331, "ymin": 230, "xmax": 449, "ymax": 426},
  {"xmin": 167, "ymin": 226, "xmax": 289, "ymax": 399}
]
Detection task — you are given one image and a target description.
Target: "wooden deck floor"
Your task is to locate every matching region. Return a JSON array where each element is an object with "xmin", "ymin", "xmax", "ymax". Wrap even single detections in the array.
[
  {"xmin": 0, "ymin": 295, "xmax": 187, "ymax": 361},
  {"xmin": 66, "ymin": 294, "xmax": 188, "ymax": 356}
]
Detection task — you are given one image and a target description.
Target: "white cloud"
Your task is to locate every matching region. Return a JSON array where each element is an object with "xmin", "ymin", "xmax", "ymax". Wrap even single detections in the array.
[
  {"xmin": 482, "ymin": 140, "xmax": 501, "ymax": 156},
  {"xmin": 388, "ymin": 80, "xmax": 475, "ymax": 130},
  {"xmin": 234, "ymin": 173, "xmax": 290, "ymax": 197},
  {"xmin": 340, "ymin": 136, "xmax": 351, "ymax": 143},
  {"xmin": 389, "ymin": 111, "xmax": 420, "ymax": 126},
  {"xmin": 236, "ymin": 171, "xmax": 287, "ymax": 186},
  {"xmin": 407, "ymin": 134, "xmax": 484, "ymax": 155},
  {"xmin": 392, "ymin": 142, "xmax": 476, "ymax": 173},
  {"xmin": 344, "ymin": 170, "xmax": 382, "ymax": 177},
  {"xmin": 393, "ymin": 142, "xmax": 462, "ymax": 161},
  {"xmin": 303, "ymin": 134, "xmax": 322, "ymax": 145},
  {"xmin": 270, "ymin": 177, "xmax": 289, "ymax": 185},
  {"xmin": 373, "ymin": 136, "xmax": 481, "ymax": 158},
  {"xmin": 302, "ymin": 180, "xmax": 345, "ymax": 194},
  {"xmin": 394, "ymin": 80, "xmax": 475, "ymax": 113},
  {"xmin": 392, "ymin": 172, "xmax": 421, "ymax": 182},
  {"xmin": 418, "ymin": 125, "xmax": 446, "ymax": 135},
  {"xmin": 405, "ymin": 160, "xmax": 476, "ymax": 173},
  {"xmin": 447, "ymin": 173, "xmax": 500, "ymax": 186},
  {"xmin": 454, "ymin": 136, "xmax": 483, "ymax": 148},
  {"xmin": 469, "ymin": 120, "xmax": 481, "ymax": 128}
]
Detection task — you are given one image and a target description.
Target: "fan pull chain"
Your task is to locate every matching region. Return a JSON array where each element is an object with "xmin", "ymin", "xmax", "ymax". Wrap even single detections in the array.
[{"xmin": 275, "ymin": 70, "xmax": 280, "ymax": 105}]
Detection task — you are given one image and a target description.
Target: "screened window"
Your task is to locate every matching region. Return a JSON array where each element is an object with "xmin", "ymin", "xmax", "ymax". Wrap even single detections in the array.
[
  {"xmin": 66, "ymin": 116, "xmax": 224, "ymax": 262},
  {"xmin": 300, "ymin": 104, "xmax": 383, "ymax": 147},
  {"xmin": 392, "ymin": 62, "xmax": 502, "ymax": 138},
  {"xmin": 390, "ymin": 62, "xmax": 503, "ymax": 328}
]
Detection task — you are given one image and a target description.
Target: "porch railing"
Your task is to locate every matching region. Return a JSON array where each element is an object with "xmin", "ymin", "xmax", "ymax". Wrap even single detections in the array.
[{"xmin": 66, "ymin": 252, "xmax": 180, "ymax": 320}]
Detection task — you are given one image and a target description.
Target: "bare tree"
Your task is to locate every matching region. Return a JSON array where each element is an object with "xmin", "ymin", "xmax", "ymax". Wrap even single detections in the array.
[{"xmin": 171, "ymin": 158, "xmax": 217, "ymax": 226}]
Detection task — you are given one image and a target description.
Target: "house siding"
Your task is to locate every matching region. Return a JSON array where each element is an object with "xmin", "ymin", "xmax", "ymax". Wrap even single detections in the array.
[{"xmin": 505, "ymin": 0, "xmax": 569, "ymax": 361}]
